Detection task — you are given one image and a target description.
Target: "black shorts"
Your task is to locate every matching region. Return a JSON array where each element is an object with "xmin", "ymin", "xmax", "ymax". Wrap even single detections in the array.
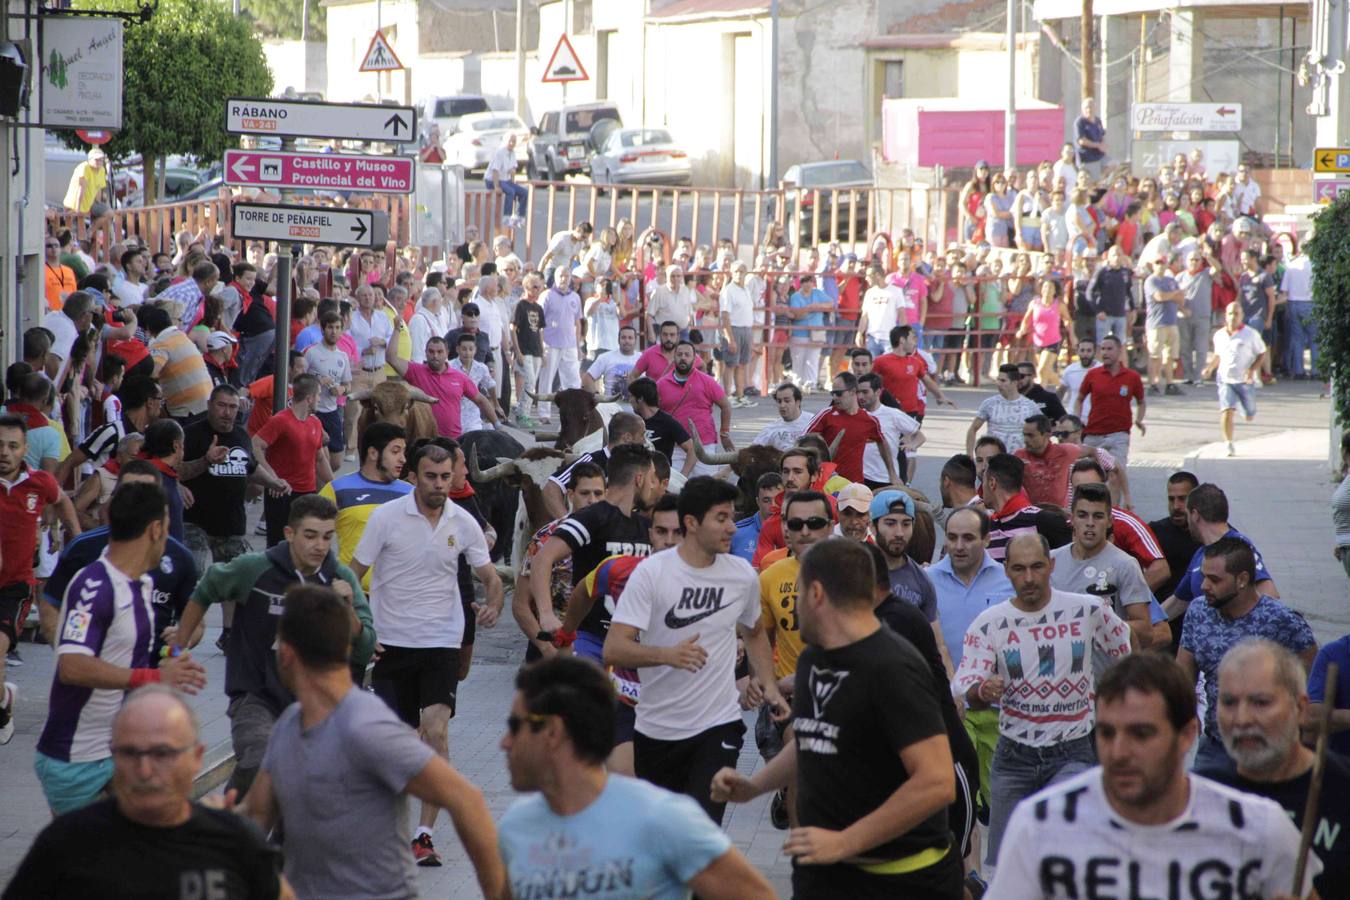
[
  {"xmin": 614, "ymin": 701, "xmax": 636, "ymax": 745},
  {"xmin": 791, "ymin": 845, "xmax": 962, "ymax": 900},
  {"xmin": 0, "ymin": 582, "xmax": 28, "ymax": 646},
  {"xmin": 460, "ymin": 592, "xmax": 476, "ymax": 647},
  {"xmin": 371, "ymin": 646, "xmax": 461, "ymax": 727},
  {"xmin": 316, "ymin": 408, "xmax": 345, "ymax": 452},
  {"xmin": 950, "ymin": 760, "xmax": 977, "ymax": 861},
  {"xmin": 634, "ymin": 719, "xmax": 745, "ymax": 826}
]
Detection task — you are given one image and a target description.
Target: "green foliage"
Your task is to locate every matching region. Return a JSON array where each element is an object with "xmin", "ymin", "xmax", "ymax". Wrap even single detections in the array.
[
  {"xmin": 60, "ymin": 0, "xmax": 273, "ymax": 186},
  {"xmin": 1308, "ymin": 197, "xmax": 1350, "ymax": 425},
  {"xmin": 243, "ymin": 0, "xmax": 326, "ymax": 42}
]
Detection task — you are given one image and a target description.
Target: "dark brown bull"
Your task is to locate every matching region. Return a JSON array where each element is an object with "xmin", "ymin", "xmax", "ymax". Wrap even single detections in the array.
[
  {"xmin": 353, "ymin": 381, "xmax": 439, "ymax": 445},
  {"xmin": 692, "ymin": 429, "xmax": 845, "ymax": 517},
  {"xmin": 527, "ymin": 388, "xmax": 618, "ymax": 449}
]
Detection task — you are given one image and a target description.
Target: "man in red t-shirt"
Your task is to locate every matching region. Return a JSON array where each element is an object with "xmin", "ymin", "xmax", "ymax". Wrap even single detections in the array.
[
  {"xmin": 252, "ymin": 373, "xmax": 331, "ymax": 547},
  {"xmin": 805, "ymin": 373, "xmax": 896, "ymax": 485},
  {"xmin": 0, "ymin": 415, "xmax": 81, "ymax": 742},
  {"xmin": 1014, "ymin": 414, "xmax": 1094, "ymax": 506},
  {"xmin": 245, "ymin": 353, "xmax": 307, "ymax": 438},
  {"xmin": 870, "ymin": 325, "xmax": 955, "ymax": 421},
  {"xmin": 1073, "ymin": 334, "xmax": 1146, "ymax": 469}
]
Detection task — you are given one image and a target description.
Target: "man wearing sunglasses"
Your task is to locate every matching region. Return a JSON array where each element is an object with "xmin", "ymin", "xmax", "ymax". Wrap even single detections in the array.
[
  {"xmin": 805, "ymin": 372, "xmax": 897, "ymax": 486},
  {"xmin": 500, "ymin": 657, "xmax": 775, "ymax": 900}
]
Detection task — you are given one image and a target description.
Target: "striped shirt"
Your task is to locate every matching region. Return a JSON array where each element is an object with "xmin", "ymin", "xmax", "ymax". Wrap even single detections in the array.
[
  {"xmin": 547, "ymin": 448, "xmax": 610, "ymax": 493},
  {"xmin": 37, "ymin": 556, "xmax": 156, "ymax": 763},
  {"xmin": 147, "ymin": 326, "xmax": 211, "ymax": 417},
  {"xmin": 318, "ymin": 472, "xmax": 413, "ymax": 591},
  {"xmin": 987, "ymin": 490, "xmax": 1073, "ymax": 562}
]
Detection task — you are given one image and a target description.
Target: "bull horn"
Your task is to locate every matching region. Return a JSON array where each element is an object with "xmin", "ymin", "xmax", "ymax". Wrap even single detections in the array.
[
  {"xmin": 827, "ymin": 430, "xmax": 845, "ymax": 461},
  {"xmin": 350, "ymin": 388, "xmax": 372, "ymax": 403},
  {"xmin": 596, "ymin": 393, "xmax": 620, "ymax": 404},
  {"xmin": 406, "ymin": 385, "xmax": 438, "ymax": 404},
  {"xmin": 468, "ymin": 444, "xmax": 518, "ymax": 482},
  {"xmin": 532, "ymin": 430, "xmax": 561, "ymax": 441},
  {"xmin": 526, "ymin": 390, "xmax": 555, "ymax": 403},
  {"xmin": 688, "ymin": 419, "xmax": 738, "ymax": 466}
]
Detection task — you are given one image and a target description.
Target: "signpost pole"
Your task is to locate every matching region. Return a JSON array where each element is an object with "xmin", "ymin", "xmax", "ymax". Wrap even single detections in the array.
[
  {"xmin": 0, "ymin": 8, "xmax": 11, "ymax": 371},
  {"xmin": 272, "ymin": 249, "xmax": 293, "ymax": 413}
]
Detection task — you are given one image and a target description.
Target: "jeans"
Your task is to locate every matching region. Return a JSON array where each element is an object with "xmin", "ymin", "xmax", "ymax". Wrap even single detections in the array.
[
  {"xmin": 866, "ymin": 336, "xmax": 888, "ymax": 358},
  {"xmin": 1095, "ymin": 314, "xmax": 1128, "ymax": 346},
  {"xmin": 1286, "ymin": 300, "xmax": 1318, "ymax": 376},
  {"xmin": 1177, "ymin": 314, "xmax": 1209, "ymax": 382},
  {"xmin": 986, "ymin": 733, "xmax": 1096, "ymax": 866},
  {"xmin": 536, "ymin": 346, "xmax": 580, "ymax": 418},
  {"xmin": 237, "ymin": 329, "xmax": 274, "ymax": 387},
  {"xmin": 488, "ymin": 178, "xmax": 528, "ymax": 217}
]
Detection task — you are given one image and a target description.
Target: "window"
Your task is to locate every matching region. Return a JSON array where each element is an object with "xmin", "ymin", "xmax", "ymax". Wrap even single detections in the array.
[
  {"xmin": 540, "ymin": 112, "xmax": 559, "ymax": 135},
  {"xmin": 565, "ymin": 106, "xmax": 620, "ymax": 134},
  {"xmin": 573, "ymin": 0, "xmax": 592, "ymax": 34},
  {"xmin": 882, "ymin": 60, "xmax": 903, "ymax": 99}
]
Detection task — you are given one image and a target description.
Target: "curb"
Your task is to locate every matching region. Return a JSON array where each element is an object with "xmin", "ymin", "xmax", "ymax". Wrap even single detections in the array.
[{"xmin": 190, "ymin": 740, "xmax": 236, "ymax": 800}]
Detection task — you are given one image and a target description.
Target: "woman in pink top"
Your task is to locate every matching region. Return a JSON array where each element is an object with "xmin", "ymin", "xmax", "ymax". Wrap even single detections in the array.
[{"xmin": 1016, "ymin": 278, "xmax": 1074, "ymax": 385}]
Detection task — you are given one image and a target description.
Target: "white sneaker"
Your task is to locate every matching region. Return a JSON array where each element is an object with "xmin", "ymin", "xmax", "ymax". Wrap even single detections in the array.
[
  {"xmin": 0, "ymin": 682, "xmax": 16, "ymax": 745},
  {"xmin": 1225, "ymin": 441, "xmax": 1236, "ymax": 457}
]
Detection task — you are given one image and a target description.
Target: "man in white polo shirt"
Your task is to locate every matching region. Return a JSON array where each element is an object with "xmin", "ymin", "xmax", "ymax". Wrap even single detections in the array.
[
  {"xmin": 718, "ymin": 261, "xmax": 757, "ymax": 407},
  {"xmin": 350, "ymin": 440, "xmax": 505, "ymax": 867}
]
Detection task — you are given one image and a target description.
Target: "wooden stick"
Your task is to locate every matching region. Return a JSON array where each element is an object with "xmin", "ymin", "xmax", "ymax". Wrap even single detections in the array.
[{"xmin": 1293, "ymin": 660, "xmax": 1338, "ymax": 896}]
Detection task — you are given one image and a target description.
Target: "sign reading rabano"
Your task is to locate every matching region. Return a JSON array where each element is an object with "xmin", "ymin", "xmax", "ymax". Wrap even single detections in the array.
[{"xmin": 41, "ymin": 17, "xmax": 124, "ymax": 129}]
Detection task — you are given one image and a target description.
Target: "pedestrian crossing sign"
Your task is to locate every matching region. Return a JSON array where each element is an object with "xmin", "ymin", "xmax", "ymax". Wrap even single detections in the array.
[{"xmin": 359, "ymin": 31, "xmax": 404, "ymax": 73}]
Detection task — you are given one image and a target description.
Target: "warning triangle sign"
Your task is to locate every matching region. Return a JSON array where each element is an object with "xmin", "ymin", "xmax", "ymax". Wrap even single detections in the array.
[
  {"xmin": 542, "ymin": 33, "xmax": 588, "ymax": 84},
  {"xmin": 359, "ymin": 31, "xmax": 404, "ymax": 72}
]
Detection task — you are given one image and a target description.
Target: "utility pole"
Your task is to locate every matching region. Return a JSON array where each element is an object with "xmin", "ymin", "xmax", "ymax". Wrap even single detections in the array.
[
  {"xmin": 1, "ymin": 0, "xmax": 12, "ymax": 370},
  {"xmin": 1004, "ymin": 0, "xmax": 1016, "ymax": 171},
  {"xmin": 1081, "ymin": 0, "xmax": 1094, "ymax": 100},
  {"xmin": 769, "ymin": 0, "xmax": 779, "ymax": 185},
  {"xmin": 515, "ymin": 0, "xmax": 526, "ymax": 118}
]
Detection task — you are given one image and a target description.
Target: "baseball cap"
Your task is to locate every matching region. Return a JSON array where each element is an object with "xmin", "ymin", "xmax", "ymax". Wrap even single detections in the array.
[
  {"xmin": 206, "ymin": 330, "xmax": 238, "ymax": 350},
  {"xmin": 88, "ymin": 147, "xmax": 106, "ymax": 161},
  {"xmin": 869, "ymin": 489, "xmax": 915, "ymax": 521},
  {"xmin": 836, "ymin": 483, "xmax": 875, "ymax": 514},
  {"xmin": 975, "ymin": 159, "xmax": 990, "ymax": 170}
]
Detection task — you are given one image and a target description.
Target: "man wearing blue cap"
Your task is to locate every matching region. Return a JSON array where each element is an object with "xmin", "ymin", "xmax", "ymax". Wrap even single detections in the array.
[{"xmin": 871, "ymin": 489, "xmax": 941, "ymax": 618}]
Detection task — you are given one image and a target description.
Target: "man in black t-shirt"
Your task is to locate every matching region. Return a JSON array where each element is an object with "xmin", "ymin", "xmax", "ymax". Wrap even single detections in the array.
[
  {"xmin": 713, "ymin": 538, "xmax": 962, "ymax": 899},
  {"xmin": 1202, "ymin": 639, "xmax": 1350, "ymax": 899},
  {"xmin": 542, "ymin": 411, "xmax": 646, "ymax": 518},
  {"xmin": 6, "ymin": 687, "xmax": 285, "ymax": 899},
  {"xmin": 181, "ymin": 385, "xmax": 285, "ymax": 647},
  {"xmin": 1148, "ymin": 471, "xmax": 1202, "ymax": 648},
  {"xmin": 629, "ymin": 376, "xmax": 696, "ymax": 474},
  {"xmin": 531, "ymin": 444, "xmax": 659, "ymax": 640},
  {"xmin": 1016, "ymin": 361, "xmax": 1067, "ymax": 421}
]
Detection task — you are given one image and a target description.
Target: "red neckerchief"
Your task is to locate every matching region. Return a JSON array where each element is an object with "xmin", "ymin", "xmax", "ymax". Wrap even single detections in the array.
[
  {"xmin": 103, "ymin": 459, "xmax": 121, "ymax": 477},
  {"xmin": 448, "ymin": 483, "xmax": 476, "ymax": 499},
  {"xmin": 6, "ymin": 402, "xmax": 49, "ymax": 430},
  {"xmin": 231, "ymin": 281, "xmax": 254, "ymax": 315},
  {"xmin": 992, "ymin": 489, "xmax": 1035, "ymax": 520},
  {"xmin": 138, "ymin": 453, "xmax": 180, "ymax": 480}
]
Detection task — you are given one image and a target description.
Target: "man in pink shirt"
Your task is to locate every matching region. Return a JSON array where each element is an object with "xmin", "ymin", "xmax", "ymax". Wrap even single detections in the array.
[
  {"xmin": 656, "ymin": 340, "xmax": 732, "ymax": 477},
  {"xmin": 887, "ymin": 251, "xmax": 928, "ymax": 343},
  {"xmin": 628, "ymin": 319, "xmax": 703, "ymax": 385},
  {"xmin": 386, "ymin": 321, "xmax": 498, "ymax": 438}
]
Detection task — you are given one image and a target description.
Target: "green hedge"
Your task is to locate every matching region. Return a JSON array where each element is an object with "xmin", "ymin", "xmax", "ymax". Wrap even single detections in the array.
[{"xmin": 1308, "ymin": 199, "xmax": 1350, "ymax": 424}]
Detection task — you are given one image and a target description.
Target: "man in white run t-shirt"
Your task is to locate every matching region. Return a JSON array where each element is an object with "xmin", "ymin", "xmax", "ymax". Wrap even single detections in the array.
[
  {"xmin": 990, "ymin": 652, "xmax": 1318, "ymax": 896},
  {"xmin": 1057, "ymin": 337, "xmax": 1100, "ymax": 422},
  {"xmin": 604, "ymin": 476, "xmax": 788, "ymax": 826},
  {"xmin": 350, "ymin": 442, "xmax": 505, "ymax": 867}
]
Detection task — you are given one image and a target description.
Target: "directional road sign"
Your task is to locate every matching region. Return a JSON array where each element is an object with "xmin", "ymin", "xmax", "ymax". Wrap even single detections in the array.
[
  {"xmin": 225, "ymin": 98, "xmax": 417, "ymax": 144},
  {"xmin": 224, "ymin": 149, "xmax": 415, "ymax": 194},
  {"xmin": 1315, "ymin": 178, "xmax": 1350, "ymax": 204},
  {"xmin": 1315, "ymin": 148, "xmax": 1350, "ymax": 173},
  {"xmin": 232, "ymin": 202, "xmax": 389, "ymax": 249},
  {"xmin": 1131, "ymin": 102, "xmax": 1242, "ymax": 133}
]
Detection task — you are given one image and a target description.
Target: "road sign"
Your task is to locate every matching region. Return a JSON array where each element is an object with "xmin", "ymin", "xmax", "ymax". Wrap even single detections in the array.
[
  {"xmin": 359, "ymin": 31, "xmax": 403, "ymax": 72},
  {"xmin": 1131, "ymin": 102, "xmax": 1242, "ymax": 133},
  {"xmin": 225, "ymin": 98, "xmax": 417, "ymax": 144},
  {"xmin": 224, "ymin": 149, "xmax": 414, "ymax": 194},
  {"xmin": 542, "ymin": 34, "xmax": 588, "ymax": 83},
  {"xmin": 76, "ymin": 129, "xmax": 113, "ymax": 145},
  {"xmin": 1133, "ymin": 139, "xmax": 1240, "ymax": 177},
  {"xmin": 1315, "ymin": 148, "xmax": 1350, "ymax": 173},
  {"xmin": 232, "ymin": 202, "xmax": 389, "ymax": 249},
  {"xmin": 1314, "ymin": 178, "xmax": 1350, "ymax": 203}
]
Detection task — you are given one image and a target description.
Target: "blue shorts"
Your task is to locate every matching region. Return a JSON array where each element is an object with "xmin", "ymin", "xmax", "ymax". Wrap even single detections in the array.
[
  {"xmin": 316, "ymin": 407, "xmax": 345, "ymax": 452},
  {"xmin": 574, "ymin": 630, "xmax": 636, "ymax": 744},
  {"xmin": 35, "ymin": 752, "xmax": 114, "ymax": 816},
  {"xmin": 1218, "ymin": 382, "xmax": 1257, "ymax": 417}
]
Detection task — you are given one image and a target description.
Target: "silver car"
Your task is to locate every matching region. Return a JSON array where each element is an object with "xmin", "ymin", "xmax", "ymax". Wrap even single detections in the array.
[
  {"xmin": 443, "ymin": 112, "xmax": 531, "ymax": 173},
  {"xmin": 588, "ymin": 128, "xmax": 691, "ymax": 187}
]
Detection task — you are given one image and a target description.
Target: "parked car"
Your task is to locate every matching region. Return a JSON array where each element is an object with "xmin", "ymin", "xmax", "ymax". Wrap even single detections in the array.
[
  {"xmin": 420, "ymin": 94, "xmax": 491, "ymax": 141},
  {"xmin": 589, "ymin": 127, "xmax": 691, "ymax": 187},
  {"xmin": 774, "ymin": 159, "xmax": 874, "ymax": 242},
  {"xmin": 444, "ymin": 112, "xmax": 530, "ymax": 174},
  {"xmin": 527, "ymin": 101, "xmax": 621, "ymax": 182}
]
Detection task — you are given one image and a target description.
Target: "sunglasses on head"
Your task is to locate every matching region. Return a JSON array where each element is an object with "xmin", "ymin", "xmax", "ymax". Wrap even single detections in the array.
[
  {"xmin": 1052, "ymin": 430, "xmax": 1078, "ymax": 440},
  {"xmin": 785, "ymin": 516, "xmax": 831, "ymax": 532},
  {"xmin": 829, "ymin": 388, "xmax": 851, "ymax": 397},
  {"xmin": 506, "ymin": 712, "xmax": 549, "ymax": 736}
]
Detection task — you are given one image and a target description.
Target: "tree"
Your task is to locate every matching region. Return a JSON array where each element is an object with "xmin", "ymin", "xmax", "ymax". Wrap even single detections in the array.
[
  {"xmin": 63, "ymin": 0, "xmax": 273, "ymax": 202},
  {"xmin": 242, "ymin": 0, "xmax": 326, "ymax": 42},
  {"xmin": 1309, "ymin": 199, "xmax": 1348, "ymax": 424}
]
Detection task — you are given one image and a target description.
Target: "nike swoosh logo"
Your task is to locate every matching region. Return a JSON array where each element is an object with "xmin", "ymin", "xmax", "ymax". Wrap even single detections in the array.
[
  {"xmin": 663, "ymin": 606, "xmax": 725, "ymax": 629},
  {"xmin": 720, "ymin": 742, "xmax": 737, "ymax": 751}
]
